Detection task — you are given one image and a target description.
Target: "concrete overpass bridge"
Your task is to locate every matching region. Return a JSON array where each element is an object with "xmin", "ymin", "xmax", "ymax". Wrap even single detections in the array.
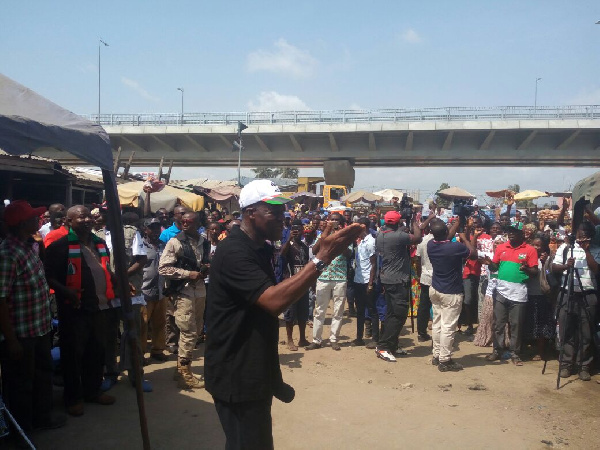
[{"xmin": 36, "ymin": 106, "xmax": 600, "ymax": 167}]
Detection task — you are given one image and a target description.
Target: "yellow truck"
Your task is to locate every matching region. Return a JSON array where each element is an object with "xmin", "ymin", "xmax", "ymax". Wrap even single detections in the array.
[{"xmin": 322, "ymin": 185, "xmax": 349, "ymax": 209}]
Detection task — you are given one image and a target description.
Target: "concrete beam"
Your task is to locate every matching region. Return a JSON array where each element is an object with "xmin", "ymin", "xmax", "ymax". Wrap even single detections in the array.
[
  {"xmin": 442, "ymin": 131, "xmax": 454, "ymax": 151},
  {"xmin": 289, "ymin": 134, "xmax": 303, "ymax": 152},
  {"xmin": 255, "ymin": 135, "xmax": 271, "ymax": 152},
  {"xmin": 219, "ymin": 135, "xmax": 233, "ymax": 148},
  {"xmin": 184, "ymin": 135, "xmax": 208, "ymax": 152},
  {"xmin": 517, "ymin": 130, "xmax": 538, "ymax": 150},
  {"xmin": 479, "ymin": 130, "xmax": 496, "ymax": 150},
  {"xmin": 555, "ymin": 130, "xmax": 581, "ymax": 150},
  {"xmin": 151, "ymin": 135, "xmax": 177, "ymax": 152},
  {"xmin": 368, "ymin": 132, "xmax": 377, "ymax": 152},
  {"xmin": 405, "ymin": 131, "xmax": 414, "ymax": 151},
  {"xmin": 120, "ymin": 135, "xmax": 147, "ymax": 152},
  {"xmin": 329, "ymin": 133, "xmax": 339, "ymax": 152}
]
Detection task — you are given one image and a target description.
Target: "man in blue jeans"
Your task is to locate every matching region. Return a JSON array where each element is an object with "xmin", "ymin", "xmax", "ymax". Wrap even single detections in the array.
[{"xmin": 374, "ymin": 211, "xmax": 422, "ymax": 362}]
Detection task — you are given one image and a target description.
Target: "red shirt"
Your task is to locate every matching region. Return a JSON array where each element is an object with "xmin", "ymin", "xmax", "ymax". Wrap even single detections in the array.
[{"xmin": 44, "ymin": 226, "xmax": 69, "ymax": 248}]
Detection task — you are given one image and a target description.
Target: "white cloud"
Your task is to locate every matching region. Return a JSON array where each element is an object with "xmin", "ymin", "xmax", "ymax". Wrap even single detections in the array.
[
  {"xmin": 401, "ymin": 28, "xmax": 422, "ymax": 44},
  {"xmin": 348, "ymin": 103, "xmax": 363, "ymax": 110},
  {"xmin": 247, "ymin": 91, "xmax": 310, "ymax": 111},
  {"xmin": 121, "ymin": 77, "xmax": 159, "ymax": 102},
  {"xmin": 568, "ymin": 86, "xmax": 600, "ymax": 105},
  {"xmin": 246, "ymin": 39, "xmax": 318, "ymax": 78}
]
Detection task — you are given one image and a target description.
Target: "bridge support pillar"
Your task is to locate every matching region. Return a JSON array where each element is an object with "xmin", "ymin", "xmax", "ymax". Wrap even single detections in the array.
[{"xmin": 323, "ymin": 160, "xmax": 355, "ymax": 188}]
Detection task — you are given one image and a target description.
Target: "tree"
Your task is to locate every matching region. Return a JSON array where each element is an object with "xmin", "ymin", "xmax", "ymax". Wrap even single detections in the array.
[
  {"xmin": 273, "ymin": 167, "xmax": 299, "ymax": 179},
  {"xmin": 251, "ymin": 167, "xmax": 276, "ymax": 178},
  {"xmin": 251, "ymin": 166, "xmax": 298, "ymax": 179},
  {"xmin": 507, "ymin": 184, "xmax": 520, "ymax": 194},
  {"xmin": 435, "ymin": 182, "xmax": 451, "ymax": 208}
]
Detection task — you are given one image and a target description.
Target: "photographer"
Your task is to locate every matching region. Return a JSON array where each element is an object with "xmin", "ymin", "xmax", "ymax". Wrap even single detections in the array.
[
  {"xmin": 159, "ymin": 211, "xmax": 207, "ymax": 389},
  {"xmin": 552, "ymin": 222, "xmax": 598, "ymax": 381},
  {"xmin": 374, "ymin": 210, "xmax": 422, "ymax": 362}
]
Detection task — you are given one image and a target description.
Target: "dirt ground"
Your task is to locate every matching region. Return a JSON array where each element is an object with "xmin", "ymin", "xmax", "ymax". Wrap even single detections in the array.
[{"xmin": 11, "ymin": 310, "xmax": 600, "ymax": 450}]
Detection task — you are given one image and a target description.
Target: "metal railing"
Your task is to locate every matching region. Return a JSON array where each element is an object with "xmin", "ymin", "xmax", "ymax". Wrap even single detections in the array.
[{"xmin": 84, "ymin": 105, "xmax": 600, "ymax": 127}]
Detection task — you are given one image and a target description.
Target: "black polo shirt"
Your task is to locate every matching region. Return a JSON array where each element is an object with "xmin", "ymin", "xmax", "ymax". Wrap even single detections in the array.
[{"xmin": 205, "ymin": 226, "xmax": 280, "ymax": 403}]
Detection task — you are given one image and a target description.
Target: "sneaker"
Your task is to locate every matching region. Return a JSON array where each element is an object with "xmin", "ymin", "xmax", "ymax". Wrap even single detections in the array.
[
  {"xmin": 376, "ymin": 348, "xmax": 397, "ymax": 362},
  {"xmin": 579, "ymin": 370, "xmax": 591, "ymax": 381},
  {"xmin": 351, "ymin": 339, "xmax": 365, "ymax": 347},
  {"xmin": 366, "ymin": 341, "xmax": 378, "ymax": 349},
  {"xmin": 559, "ymin": 368, "xmax": 572, "ymax": 378},
  {"xmin": 432, "ymin": 356, "xmax": 439, "ymax": 366},
  {"xmin": 305, "ymin": 342, "xmax": 321, "ymax": 350},
  {"xmin": 463, "ymin": 327, "xmax": 475, "ymax": 336},
  {"xmin": 393, "ymin": 347, "xmax": 409, "ymax": 357},
  {"xmin": 418, "ymin": 333, "xmax": 432, "ymax": 342},
  {"xmin": 331, "ymin": 342, "xmax": 341, "ymax": 351},
  {"xmin": 438, "ymin": 359, "xmax": 464, "ymax": 372},
  {"xmin": 66, "ymin": 403, "xmax": 84, "ymax": 417}
]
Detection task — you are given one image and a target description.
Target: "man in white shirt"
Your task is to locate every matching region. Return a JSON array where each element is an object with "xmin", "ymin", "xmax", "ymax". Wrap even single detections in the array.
[{"xmin": 352, "ymin": 218, "xmax": 377, "ymax": 347}]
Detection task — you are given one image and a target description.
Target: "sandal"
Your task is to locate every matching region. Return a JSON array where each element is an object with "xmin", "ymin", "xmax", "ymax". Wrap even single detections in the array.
[
  {"xmin": 485, "ymin": 352, "xmax": 500, "ymax": 361},
  {"xmin": 531, "ymin": 354, "xmax": 542, "ymax": 361},
  {"xmin": 287, "ymin": 342, "xmax": 298, "ymax": 351},
  {"xmin": 511, "ymin": 356, "xmax": 523, "ymax": 366}
]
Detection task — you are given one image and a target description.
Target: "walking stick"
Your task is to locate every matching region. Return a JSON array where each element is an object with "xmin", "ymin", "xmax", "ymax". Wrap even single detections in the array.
[{"xmin": 410, "ymin": 284, "xmax": 414, "ymax": 333}]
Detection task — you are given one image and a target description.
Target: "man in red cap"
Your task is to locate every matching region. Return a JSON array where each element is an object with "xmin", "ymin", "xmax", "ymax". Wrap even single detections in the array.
[
  {"xmin": 0, "ymin": 200, "xmax": 66, "ymax": 437},
  {"xmin": 374, "ymin": 210, "xmax": 422, "ymax": 362}
]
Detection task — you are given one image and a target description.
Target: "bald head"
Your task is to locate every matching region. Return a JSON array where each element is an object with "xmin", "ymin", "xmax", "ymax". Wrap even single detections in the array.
[
  {"xmin": 67, "ymin": 205, "xmax": 93, "ymax": 237},
  {"xmin": 49, "ymin": 203, "xmax": 65, "ymax": 214},
  {"xmin": 67, "ymin": 205, "xmax": 88, "ymax": 219}
]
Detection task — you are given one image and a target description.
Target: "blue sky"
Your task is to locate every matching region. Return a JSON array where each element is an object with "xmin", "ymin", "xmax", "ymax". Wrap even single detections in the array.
[{"xmin": 2, "ymin": 1, "xmax": 600, "ymax": 201}]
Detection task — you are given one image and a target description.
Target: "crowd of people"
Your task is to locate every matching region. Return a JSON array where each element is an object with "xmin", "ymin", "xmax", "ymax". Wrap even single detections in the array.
[{"xmin": 1, "ymin": 181, "xmax": 599, "ymax": 448}]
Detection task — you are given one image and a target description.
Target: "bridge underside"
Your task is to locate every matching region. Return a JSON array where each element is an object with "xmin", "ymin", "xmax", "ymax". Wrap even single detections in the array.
[{"xmin": 34, "ymin": 121, "xmax": 600, "ymax": 167}]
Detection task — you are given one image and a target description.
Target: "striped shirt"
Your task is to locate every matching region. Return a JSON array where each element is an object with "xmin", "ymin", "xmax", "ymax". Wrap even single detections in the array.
[
  {"xmin": 492, "ymin": 241, "xmax": 538, "ymax": 303},
  {"xmin": 553, "ymin": 243, "xmax": 597, "ymax": 292},
  {"xmin": 0, "ymin": 235, "xmax": 52, "ymax": 338}
]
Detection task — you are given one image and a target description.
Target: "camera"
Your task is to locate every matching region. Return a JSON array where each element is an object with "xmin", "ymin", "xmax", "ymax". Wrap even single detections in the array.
[
  {"xmin": 399, "ymin": 194, "xmax": 413, "ymax": 223},
  {"xmin": 452, "ymin": 199, "xmax": 474, "ymax": 218}
]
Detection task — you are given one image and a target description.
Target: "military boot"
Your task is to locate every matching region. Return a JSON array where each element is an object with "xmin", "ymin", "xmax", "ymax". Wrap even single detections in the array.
[{"xmin": 177, "ymin": 362, "xmax": 205, "ymax": 390}]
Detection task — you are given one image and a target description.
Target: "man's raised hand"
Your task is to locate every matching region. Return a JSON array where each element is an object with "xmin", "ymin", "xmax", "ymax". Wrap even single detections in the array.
[{"xmin": 315, "ymin": 223, "xmax": 363, "ymax": 264}]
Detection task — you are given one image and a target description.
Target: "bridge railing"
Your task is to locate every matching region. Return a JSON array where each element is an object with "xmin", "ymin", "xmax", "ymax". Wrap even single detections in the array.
[{"xmin": 85, "ymin": 105, "xmax": 600, "ymax": 127}]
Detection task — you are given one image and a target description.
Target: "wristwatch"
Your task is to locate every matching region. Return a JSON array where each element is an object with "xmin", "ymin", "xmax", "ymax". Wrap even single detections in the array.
[{"xmin": 311, "ymin": 256, "xmax": 328, "ymax": 273}]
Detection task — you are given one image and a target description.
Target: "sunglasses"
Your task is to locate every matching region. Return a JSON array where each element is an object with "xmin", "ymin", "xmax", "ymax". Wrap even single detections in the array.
[{"xmin": 181, "ymin": 219, "xmax": 196, "ymax": 225}]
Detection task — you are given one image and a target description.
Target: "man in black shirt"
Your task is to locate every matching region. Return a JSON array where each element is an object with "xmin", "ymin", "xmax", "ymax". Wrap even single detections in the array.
[{"xmin": 205, "ymin": 180, "xmax": 362, "ymax": 449}]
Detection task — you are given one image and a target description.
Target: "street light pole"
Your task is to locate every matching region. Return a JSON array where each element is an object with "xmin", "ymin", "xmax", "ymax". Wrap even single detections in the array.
[
  {"xmin": 534, "ymin": 77, "xmax": 542, "ymax": 114},
  {"xmin": 98, "ymin": 39, "xmax": 109, "ymax": 124},
  {"xmin": 235, "ymin": 122, "xmax": 248, "ymax": 186},
  {"xmin": 177, "ymin": 87, "xmax": 184, "ymax": 125}
]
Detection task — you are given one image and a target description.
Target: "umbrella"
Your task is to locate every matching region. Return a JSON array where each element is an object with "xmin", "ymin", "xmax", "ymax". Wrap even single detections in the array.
[
  {"xmin": 341, "ymin": 190, "xmax": 383, "ymax": 204},
  {"xmin": 118, "ymin": 180, "xmax": 205, "ymax": 211},
  {"xmin": 572, "ymin": 171, "xmax": 600, "ymax": 209},
  {"xmin": 374, "ymin": 188, "xmax": 405, "ymax": 202},
  {"xmin": 485, "ymin": 189, "xmax": 516, "ymax": 198},
  {"xmin": 513, "ymin": 189, "xmax": 548, "ymax": 201},
  {"xmin": 437, "ymin": 186, "xmax": 476, "ymax": 200},
  {"xmin": 545, "ymin": 191, "xmax": 572, "ymax": 198},
  {"xmin": 0, "ymin": 73, "xmax": 150, "ymax": 448}
]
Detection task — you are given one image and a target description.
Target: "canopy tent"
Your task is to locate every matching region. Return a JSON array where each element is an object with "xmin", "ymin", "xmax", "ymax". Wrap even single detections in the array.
[
  {"xmin": 437, "ymin": 186, "xmax": 476, "ymax": 200},
  {"xmin": 118, "ymin": 181, "xmax": 204, "ymax": 211},
  {"xmin": 341, "ymin": 190, "xmax": 383, "ymax": 204},
  {"xmin": 374, "ymin": 188, "xmax": 405, "ymax": 202},
  {"xmin": 546, "ymin": 191, "xmax": 572, "ymax": 198},
  {"xmin": 513, "ymin": 189, "xmax": 548, "ymax": 201},
  {"xmin": 290, "ymin": 190, "xmax": 320, "ymax": 200},
  {"xmin": 0, "ymin": 74, "xmax": 150, "ymax": 448}
]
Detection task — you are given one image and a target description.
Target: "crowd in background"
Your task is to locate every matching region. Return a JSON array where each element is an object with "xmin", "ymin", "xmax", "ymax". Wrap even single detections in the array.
[{"xmin": 1, "ymin": 187, "xmax": 599, "ymax": 446}]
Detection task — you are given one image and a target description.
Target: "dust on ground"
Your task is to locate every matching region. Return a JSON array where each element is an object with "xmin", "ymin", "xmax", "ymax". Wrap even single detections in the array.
[{"xmin": 21, "ymin": 312, "xmax": 600, "ymax": 450}]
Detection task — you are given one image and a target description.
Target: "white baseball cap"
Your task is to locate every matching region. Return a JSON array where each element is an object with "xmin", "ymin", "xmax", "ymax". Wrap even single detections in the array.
[{"xmin": 239, "ymin": 179, "xmax": 292, "ymax": 209}]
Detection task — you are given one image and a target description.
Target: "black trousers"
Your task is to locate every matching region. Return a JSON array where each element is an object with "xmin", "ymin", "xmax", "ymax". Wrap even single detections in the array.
[
  {"xmin": 214, "ymin": 396, "xmax": 274, "ymax": 450},
  {"xmin": 558, "ymin": 291, "xmax": 597, "ymax": 370},
  {"xmin": 354, "ymin": 282, "xmax": 379, "ymax": 341},
  {"xmin": 58, "ymin": 307, "xmax": 105, "ymax": 406},
  {"xmin": 0, "ymin": 332, "xmax": 53, "ymax": 432},
  {"xmin": 378, "ymin": 282, "xmax": 409, "ymax": 352},
  {"xmin": 417, "ymin": 284, "xmax": 432, "ymax": 336}
]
